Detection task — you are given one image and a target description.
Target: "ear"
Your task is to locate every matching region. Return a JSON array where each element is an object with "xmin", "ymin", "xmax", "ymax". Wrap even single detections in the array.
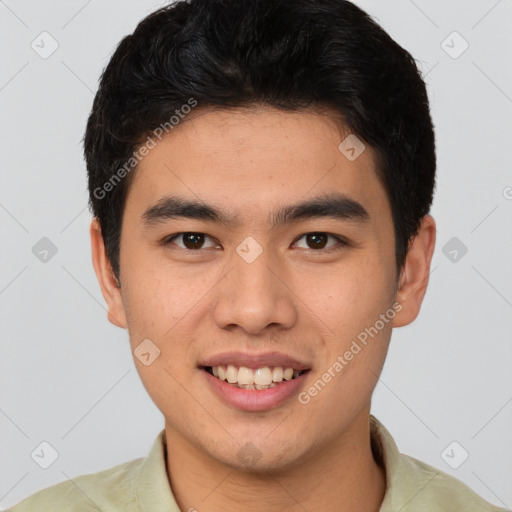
[
  {"xmin": 90, "ymin": 218, "xmax": 127, "ymax": 329},
  {"xmin": 393, "ymin": 214, "xmax": 436, "ymax": 327}
]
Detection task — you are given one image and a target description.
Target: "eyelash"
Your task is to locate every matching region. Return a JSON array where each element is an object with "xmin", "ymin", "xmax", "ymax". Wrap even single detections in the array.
[{"xmin": 162, "ymin": 232, "xmax": 348, "ymax": 253}]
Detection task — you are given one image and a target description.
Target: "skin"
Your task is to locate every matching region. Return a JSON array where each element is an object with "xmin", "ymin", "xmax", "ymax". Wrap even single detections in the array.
[{"xmin": 91, "ymin": 106, "xmax": 436, "ymax": 512}]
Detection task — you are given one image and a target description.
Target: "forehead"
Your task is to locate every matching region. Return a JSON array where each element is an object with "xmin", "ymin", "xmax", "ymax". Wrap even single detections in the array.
[{"xmin": 125, "ymin": 106, "xmax": 390, "ymax": 224}]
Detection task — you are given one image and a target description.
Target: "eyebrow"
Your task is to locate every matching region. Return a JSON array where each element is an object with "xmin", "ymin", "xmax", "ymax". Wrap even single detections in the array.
[{"xmin": 141, "ymin": 193, "xmax": 370, "ymax": 229}]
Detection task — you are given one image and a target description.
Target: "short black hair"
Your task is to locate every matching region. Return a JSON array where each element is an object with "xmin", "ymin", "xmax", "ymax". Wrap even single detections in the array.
[{"xmin": 84, "ymin": 0, "xmax": 436, "ymax": 281}]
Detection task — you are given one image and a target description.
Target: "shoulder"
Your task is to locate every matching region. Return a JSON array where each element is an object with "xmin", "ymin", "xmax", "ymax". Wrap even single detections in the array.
[
  {"xmin": 9, "ymin": 457, "xmax": 144, "ymax": 512},
  {"xmin": 396, "ymin": 453, "xmax": 510, "ymax": 512},
  {"xmin": 370, "ymin": 416, "xmax": 510, "ymax": 512}
]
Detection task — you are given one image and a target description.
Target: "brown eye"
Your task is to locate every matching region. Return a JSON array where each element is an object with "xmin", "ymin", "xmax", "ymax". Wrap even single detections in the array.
[
  {"xmin": 165, "ymin": 232, "xmax": 218, "ymax": 250},
  {"xmin": 294, "ymin": 232, "xmax": 346, "ymax": 251},
  {"xmin": 182, "ymin": 233, "xmax": 204, "ymax": 249},
  {"xmin": 306, "ymin": 233, "xmax": 328, "ymax": 249}
]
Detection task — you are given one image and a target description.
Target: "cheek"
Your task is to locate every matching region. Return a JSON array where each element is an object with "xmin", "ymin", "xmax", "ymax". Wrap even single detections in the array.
[
  {"xmin": 303, "ymin": 257, "xmax": 394, "ymax": 336},
  {"xmin": 120, "ymin": 252, "xmax": 190, "ymax": 338},
  {"xmin": 120, "ymin": 255, "xmax": 221, "ymax": 374}
]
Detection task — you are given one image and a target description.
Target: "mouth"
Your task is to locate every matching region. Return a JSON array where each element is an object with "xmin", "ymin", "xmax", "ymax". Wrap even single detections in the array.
[{"xmin": 201, "ymin": 365, "xmax": 310, "ymax": 390}]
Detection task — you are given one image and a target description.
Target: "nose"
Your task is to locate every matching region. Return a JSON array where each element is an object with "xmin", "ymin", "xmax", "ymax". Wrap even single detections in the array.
[{"xmin": 212, "ymin": 245, "xmax": 297, "ymax": 335}]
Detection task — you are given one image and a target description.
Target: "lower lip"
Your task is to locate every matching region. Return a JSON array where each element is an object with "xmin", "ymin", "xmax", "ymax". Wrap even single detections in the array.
[{"xmin": 201, "ymin": 368, "xmax": 310, "ymax": 412}]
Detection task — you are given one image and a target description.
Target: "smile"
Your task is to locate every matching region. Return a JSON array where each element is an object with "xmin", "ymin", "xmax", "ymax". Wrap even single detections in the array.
[{"xmin": 204, "ymin": 365, "xmax": 308, "ymax": 390}]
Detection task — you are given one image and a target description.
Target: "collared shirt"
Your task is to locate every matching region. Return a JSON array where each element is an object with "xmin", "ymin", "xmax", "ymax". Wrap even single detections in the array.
[{"xmin": 9, "ymin": 416, "xmax": 509, "ymax": 511}]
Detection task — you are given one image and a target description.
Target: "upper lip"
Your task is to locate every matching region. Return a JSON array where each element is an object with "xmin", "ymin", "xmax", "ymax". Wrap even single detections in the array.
[{"xmin": 199, "ymin": 351, "xmax": 311, "ymax": 371}]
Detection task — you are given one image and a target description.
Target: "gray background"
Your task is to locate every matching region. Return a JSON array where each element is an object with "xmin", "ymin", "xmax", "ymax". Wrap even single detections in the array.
[{"xmin": 1, "ymin": 0, "xmax": 511, "ymax": 509}]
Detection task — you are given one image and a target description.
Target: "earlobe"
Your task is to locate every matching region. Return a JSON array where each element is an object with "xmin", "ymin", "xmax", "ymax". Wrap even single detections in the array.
[
  {"xmin": 90, "ymin": 218, "xmax": 128, "ymax": 329},
  {"xmin": 393, "ymin": 214, "xmax": 436, "ymax": 328}
]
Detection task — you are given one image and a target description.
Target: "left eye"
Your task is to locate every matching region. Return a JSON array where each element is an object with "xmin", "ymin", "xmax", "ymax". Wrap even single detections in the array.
[{"xmin": 293, "ymin": 233, "xmax": 345, "ymax": 251}]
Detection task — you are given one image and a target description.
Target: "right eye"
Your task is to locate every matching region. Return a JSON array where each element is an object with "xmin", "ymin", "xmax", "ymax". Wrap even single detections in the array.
[{"xmin": 163, "ymin": 232, "xmax": 221, "ymax": 251}]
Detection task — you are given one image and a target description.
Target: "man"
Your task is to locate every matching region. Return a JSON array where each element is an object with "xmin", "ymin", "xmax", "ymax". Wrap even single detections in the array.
[{"xmin": 10, "ymin": 0, "xmax": 509, "ymax": 510}]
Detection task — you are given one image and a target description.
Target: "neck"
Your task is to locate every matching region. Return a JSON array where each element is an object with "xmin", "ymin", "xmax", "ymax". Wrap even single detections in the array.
[{"xmin": 164, "ymin": 411, "xmax": 386, "ymax": 512}]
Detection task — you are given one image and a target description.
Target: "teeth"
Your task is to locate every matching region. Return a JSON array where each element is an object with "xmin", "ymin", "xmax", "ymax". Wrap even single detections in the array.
[
  {"xmin": 238, "ymin": 366, "xmax": 254, "ymax": 385},
  {"xmin": 208, "ymin": 365, "xmax": 305, "ymax": 387},
  {"xmin": 237, "ymin": 383, "xmax": 278, "ymax": 390},
  {"xmin": 255, "ymin": 383, "xmax": 274, "ymax": 390},
  {"xmin": 272, "ymin": 367, "xmax": 284, "ymax": 381},
  {"xmin": 254, "ymin": 367, "xmax": 273, "ymax": 385},
  {"xmin": 226, "ymin": 364, "xmax": 238, "ymax": 383}
]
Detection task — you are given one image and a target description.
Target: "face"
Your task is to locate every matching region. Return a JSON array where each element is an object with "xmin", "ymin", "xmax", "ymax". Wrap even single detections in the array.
[{"xmin": 92, "ymin": 106, "xmax": 435, "ymax": 472}]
